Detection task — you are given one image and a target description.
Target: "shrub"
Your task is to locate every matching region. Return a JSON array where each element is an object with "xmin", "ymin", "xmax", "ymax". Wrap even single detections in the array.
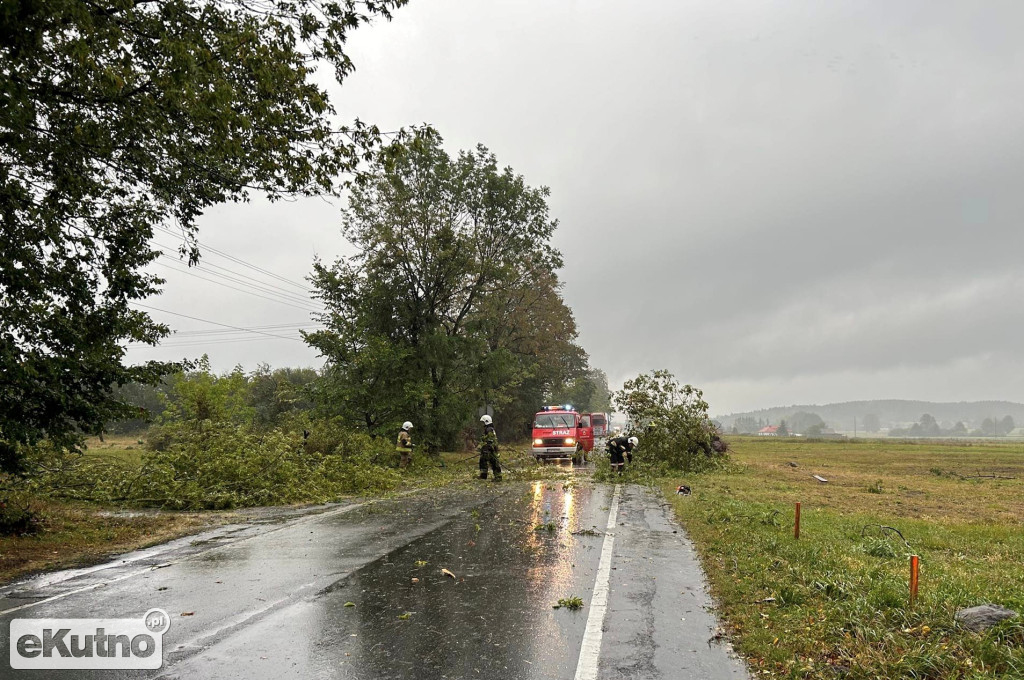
[
  {"xmin": 0, "ymin": 489, "xmax": 41, "ymax": 535},
  {"xmin": 28, "ymin": 420, "xmax": 403, "ymax": 510}
]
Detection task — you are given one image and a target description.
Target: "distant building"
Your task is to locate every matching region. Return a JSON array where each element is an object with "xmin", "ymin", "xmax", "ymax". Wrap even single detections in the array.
[{"xmin": 757, "ymin": 425, "xmax": 779, "ymax": 437}]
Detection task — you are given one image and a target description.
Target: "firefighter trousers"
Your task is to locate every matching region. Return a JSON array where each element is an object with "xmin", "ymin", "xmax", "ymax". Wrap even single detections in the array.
[{"xmin": 479, "ymin": 449, "xmax": 502, "ymax": 479}]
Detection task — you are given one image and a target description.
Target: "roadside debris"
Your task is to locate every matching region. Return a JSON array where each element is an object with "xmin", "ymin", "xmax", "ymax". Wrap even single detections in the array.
[
  {"xmin": 441, "ymin": 568, "xmax": 457, "ymax": 580},
  {"xmin": 398, "ymin": 612, "xmax": 412, "ymax": 620},
  {"xmin": 344, "ymin": 602, "xmax": 356, "ymax": 607},
  {"xmin": 676, "ymin": 485, "xmax": 691, "ymax": 495},
  {"xmin": 861, "ymin": 524, "xmax": 911, "ymax": 548},
  {"xmin": 553, "ymin": 596, "xmax": 584, "ymax": 610},
  {"xmin": 787, "ymin": 462, "xmax": 799, "ymax": 468},
  {"xmin": 708, "ymin": 626, "xmax": 727, "ymax": 646},
  {"xmin": 181, "ymin": 612, "xmax": 195, "ymax": 617},
  {"xmin": 813, "ymin": 475, "xmax": 828, "ymax": 483},
  {"xmin": 571, "ymin": 528, "xmax": 602, "ymax": 536}
]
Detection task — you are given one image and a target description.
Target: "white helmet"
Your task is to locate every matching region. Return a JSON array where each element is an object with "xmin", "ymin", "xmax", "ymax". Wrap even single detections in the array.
[
  {"xmin": 627, "ymin": 436, "xmax": 638, "ymax": 447},
  {"xmin": 402, "ymin": 421, "xmax": 413, "ymax": 431},
  {"xmin": 479, "ymin": 415, "xmax": 492, "ymax": 425}
]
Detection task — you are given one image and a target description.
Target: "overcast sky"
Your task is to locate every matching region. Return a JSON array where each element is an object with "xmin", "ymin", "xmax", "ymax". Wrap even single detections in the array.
[{"xmin": 130, "ymin": 0, "xmax": 1024, "ymax": 415}]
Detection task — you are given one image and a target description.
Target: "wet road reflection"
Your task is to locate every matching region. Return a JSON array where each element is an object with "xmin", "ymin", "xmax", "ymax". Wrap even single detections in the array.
[
  {"xmin": 155, "ymin": 481, "xmax": 612, "ymax": 679},
  {"xmin": 1, "ymin": 479, "xmax": 752, "ymax": 680},
  {"xmin": 312, "ymin": 482, "xmax": 607, "ymax": 679}
]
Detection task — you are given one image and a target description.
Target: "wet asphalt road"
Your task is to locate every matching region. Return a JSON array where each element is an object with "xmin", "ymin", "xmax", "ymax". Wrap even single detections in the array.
[{"xmin": 1, "ymin": 474, "xmax": 749, "ymax": 679}]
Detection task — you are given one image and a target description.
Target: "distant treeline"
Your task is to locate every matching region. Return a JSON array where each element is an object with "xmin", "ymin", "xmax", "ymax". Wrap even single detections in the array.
[
  {"xmin": 888, "ymin": 413, "xmax": 1016, "ymax": 438},
  {"xmin": 108, "ymin": 359, "xmax": 612, "ymax": 447},
  {"xmin": 718, "ymin": 399, "xmax": 1024, "ymax": 434}
]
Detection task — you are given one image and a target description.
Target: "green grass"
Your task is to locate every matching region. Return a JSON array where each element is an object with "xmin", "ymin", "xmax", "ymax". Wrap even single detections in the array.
[
  {"xmin": 0, "ymin": 501, "xmax": 219, "ymax": 584},
  {"xmin": 665, "ymin": 436, "xmax": 1024, "ymax": 679}
]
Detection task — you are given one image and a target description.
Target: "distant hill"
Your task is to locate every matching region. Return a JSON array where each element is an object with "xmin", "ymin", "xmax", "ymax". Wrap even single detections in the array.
[{"xmin": 715, "ymin": 400, "xmax": 1024, "ymax": 433}]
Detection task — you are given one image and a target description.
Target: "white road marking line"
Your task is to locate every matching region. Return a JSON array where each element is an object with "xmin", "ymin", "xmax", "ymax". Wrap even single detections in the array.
[
  {"xmin": 0, "ymin": 565, "xmax": 159, "ymax": 616},
  {"xmin": 574, "ymin": 483, "xmax": 621, "ymax": 680}
]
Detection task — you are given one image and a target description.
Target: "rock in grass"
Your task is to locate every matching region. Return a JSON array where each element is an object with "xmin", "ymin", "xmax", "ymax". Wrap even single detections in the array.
[{"xmin": 955, "ymin": 604, "xmax": 1018, "ymax": 632}]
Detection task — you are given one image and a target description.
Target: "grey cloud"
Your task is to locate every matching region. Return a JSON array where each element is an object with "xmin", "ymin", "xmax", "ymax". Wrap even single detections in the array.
[{"xmin": 131, "ymin": 0, "xmax": 1024, "ymax": 413}]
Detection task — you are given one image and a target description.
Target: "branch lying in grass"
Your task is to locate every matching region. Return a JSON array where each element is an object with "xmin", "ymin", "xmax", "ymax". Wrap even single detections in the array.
[{"xmin": 860, "ymin": 524, "xmax": 911, "ymax": 548}]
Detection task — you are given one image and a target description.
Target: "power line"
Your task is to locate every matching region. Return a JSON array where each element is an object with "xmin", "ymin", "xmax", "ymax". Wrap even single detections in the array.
[
  {"xmin": 128, "ymin": 334, "xmax": 309, "ymax": 349},
  {"xmin": 152, "ymin": 241, "xmax": 320, "ymax": 305},
  {"xmin": 155, "ymin": 226, "xmax": 313, "ymax": 293},
  {"xmin": 172, "ymin": 322, "xmax": 322, "ymax": 337},
  {"xmin": 153, "ymin": 258, "xmax": 323, "ymax": 312},
  {"xmin": 130, "ymin": 303, "xmax": 307, "ymax": 342}
]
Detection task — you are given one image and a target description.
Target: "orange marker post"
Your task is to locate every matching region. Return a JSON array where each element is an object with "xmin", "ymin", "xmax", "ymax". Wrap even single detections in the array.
[
  {"xmin": 909, "ymin": 555, "xmax": 920, "ymax": 607},
  {"xmin": 794, "ymin": 502, "xmax": 801, "ymax": 540}
]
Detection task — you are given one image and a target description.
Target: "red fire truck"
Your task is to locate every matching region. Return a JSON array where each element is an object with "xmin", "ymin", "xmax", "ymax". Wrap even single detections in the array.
[
  {"xmin": 531, "ymin": 405, "xmax": 595, "ymax": 464},
  {"xmin": 589, "ymin": 412, "xmax": 610, "ymax": 436}
]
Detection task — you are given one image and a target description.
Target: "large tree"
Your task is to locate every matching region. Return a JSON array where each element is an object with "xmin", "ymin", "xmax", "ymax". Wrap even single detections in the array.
[
  {"xmin": 474, "ymin": 266, "xmax": 588, "ymax": 442},
  {"xmin": 0, "ymin": 0, "xmax": 405, "ymax": 472},
  {"xmin": 306, "ymin": 133, "xmax": 584, "ymax": 449},
  {"xmin": 550, "ymin": 367, "xmax": 612, "ymax": 414}
]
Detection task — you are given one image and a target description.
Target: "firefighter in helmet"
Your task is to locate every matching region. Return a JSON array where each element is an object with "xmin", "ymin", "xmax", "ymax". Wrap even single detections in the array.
[
  {"xmin": 607, "ymin": 435, "xmax": 638, "ymax": 475},
  {"xmin": 396, "ymin": 421, "xmax": 414, "ymax": 469},
  {"xmin": 478, "ymin": 415, "xmax": 502, "ymax": 481}
]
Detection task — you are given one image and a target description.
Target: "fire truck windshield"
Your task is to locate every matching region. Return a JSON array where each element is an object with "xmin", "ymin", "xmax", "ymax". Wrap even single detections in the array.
[{"xmin": 534, "ymin": 413, "xmax": 575, "ymax": 428}]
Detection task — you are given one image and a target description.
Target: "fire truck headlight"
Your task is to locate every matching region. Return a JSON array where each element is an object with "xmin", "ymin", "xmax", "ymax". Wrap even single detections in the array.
[
  {"xmin": 564, "ymin": 437, "xmax": 575, "ymax": 445},
  {"xmin": 533, "ymin": 438, "xmax": 543, "ymax": 446}
]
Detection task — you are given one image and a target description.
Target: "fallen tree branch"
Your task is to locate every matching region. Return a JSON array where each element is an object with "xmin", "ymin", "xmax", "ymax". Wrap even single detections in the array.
[{"xmin": 861, "ymin": 524, "xmax": 911, "ymax": 548}]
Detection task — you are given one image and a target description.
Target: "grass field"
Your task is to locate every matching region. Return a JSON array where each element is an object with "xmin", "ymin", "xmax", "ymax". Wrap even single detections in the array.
[{"xmin": 665, "ymin": 436, "xmax": 1024, "ymax": 679}]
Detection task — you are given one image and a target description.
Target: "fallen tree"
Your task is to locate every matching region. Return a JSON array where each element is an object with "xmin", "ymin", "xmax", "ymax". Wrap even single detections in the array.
[{"xmin": 614, "ymin": 370, "xmax": 727, "ymax": 474}]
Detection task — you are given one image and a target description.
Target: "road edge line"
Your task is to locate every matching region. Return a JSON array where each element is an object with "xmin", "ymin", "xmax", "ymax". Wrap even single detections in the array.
[{"xmin": 574, "ymin": 483, "xmax": 621, "ymax": 680}]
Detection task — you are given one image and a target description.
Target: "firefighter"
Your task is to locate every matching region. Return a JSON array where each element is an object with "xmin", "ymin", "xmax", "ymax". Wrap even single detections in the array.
[
  {"xmin": 395, "ymin": 421, "xmax": 414, "ymax": 469},
  {"xmin": 478, "ymin": 415, "xmax": 502, "ymax": 481},
  {"xmin": 607, "ymin": 435, "xmax": 638, "ymax": 475}
]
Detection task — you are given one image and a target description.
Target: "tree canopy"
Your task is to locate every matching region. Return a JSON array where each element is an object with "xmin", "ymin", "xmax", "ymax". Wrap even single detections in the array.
[
  {"xmin": 550, "ymin": 368, "xmax": 612, "ymax": 414},
  {"xmin": 306, "ymin": 133, "xmax": 588, "ymax": 448},
  {"xmin": 0, "ymin": 0, "xmax": 405, "ymax": 472}
]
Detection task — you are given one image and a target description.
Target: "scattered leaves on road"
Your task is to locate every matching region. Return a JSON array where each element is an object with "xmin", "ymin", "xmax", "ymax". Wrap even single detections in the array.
[
  {"xmin": 553, "ymin": 596, "xmax": 584, "ymax": 611},
  {"xmin": 571, "ymin": 528, "xmax": 602, "ymax": 536}
]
